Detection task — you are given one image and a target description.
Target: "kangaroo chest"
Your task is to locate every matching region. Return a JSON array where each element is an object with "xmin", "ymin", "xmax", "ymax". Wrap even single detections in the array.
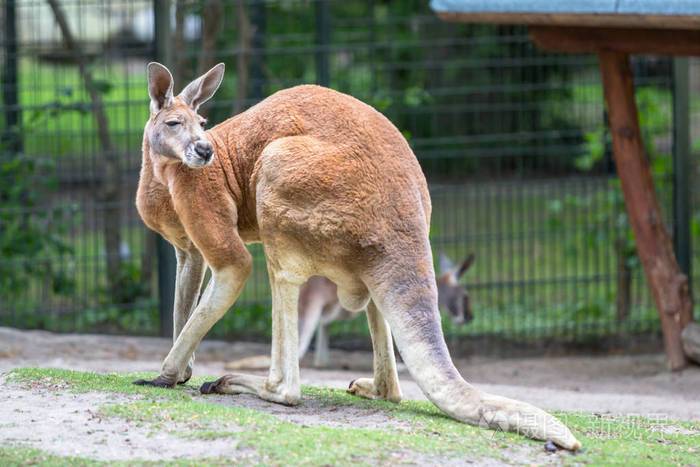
[{"xmin": 136, "ymin": 170, "xmax": 192, "ymax": 251}]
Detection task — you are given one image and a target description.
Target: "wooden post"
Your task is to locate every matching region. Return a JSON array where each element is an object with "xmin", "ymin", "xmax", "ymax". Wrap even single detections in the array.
[{"xmin": 598, "ymin": 50, "xmax": 693, "ymax": 370}]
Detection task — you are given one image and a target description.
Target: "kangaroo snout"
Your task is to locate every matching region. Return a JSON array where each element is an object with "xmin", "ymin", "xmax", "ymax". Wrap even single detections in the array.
[
  {"xmin": 195, "ymin": 140, "xmax": 213, "ymax": 161},
  {"xmin": 185, "ymin": 139, "xmax": 214, "ymax": 167}
]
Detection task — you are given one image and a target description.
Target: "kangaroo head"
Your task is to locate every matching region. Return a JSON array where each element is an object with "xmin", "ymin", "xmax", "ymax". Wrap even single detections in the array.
[
  {"xmin": 145, "ymin": 62, "xmax": 225, "ymax": 168},
  {"xmin": 437, "ymin": 253, "xmax": 475, "ymax": 325}
]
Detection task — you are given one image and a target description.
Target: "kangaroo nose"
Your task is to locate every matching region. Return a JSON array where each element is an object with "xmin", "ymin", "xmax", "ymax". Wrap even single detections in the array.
[{"xmin": 194, "ymin": 140, "xmax": 213, "ymax": 160}]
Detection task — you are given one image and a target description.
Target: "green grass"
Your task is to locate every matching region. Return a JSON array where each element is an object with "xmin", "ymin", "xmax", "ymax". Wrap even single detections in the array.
[
  {"xmin": 5, "ymin": 368, "xmax": 700, "ymax": 466},
  {"xmin": 0, "ymin": 446, "xmax": 100, "ymax": 467},
  {"xmin": 0, "ymin": 446, "xmax": 230, "ymax": 466}
]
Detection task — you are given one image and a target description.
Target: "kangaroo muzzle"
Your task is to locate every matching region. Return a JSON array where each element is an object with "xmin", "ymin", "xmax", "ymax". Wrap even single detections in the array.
[{"xmin": 185, "ymin": 139, "xmax": 215, "ymax": 168}]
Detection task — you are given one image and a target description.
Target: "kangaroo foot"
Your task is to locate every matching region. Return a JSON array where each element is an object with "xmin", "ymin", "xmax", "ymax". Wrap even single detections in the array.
[
  {"xmin": 133, "ymin": 374, "xmax": 177, "ymax": 388},
  {"xmin": 347, "ymin": 377, "xmax": 402, "ymax": 403},
  {"xmin": 199, "ymin": 376, "xmax": 227, "ymax": 394},
  {"xmin": 200, "ymin": 373, "xmax": 300, "ymax": 406}
]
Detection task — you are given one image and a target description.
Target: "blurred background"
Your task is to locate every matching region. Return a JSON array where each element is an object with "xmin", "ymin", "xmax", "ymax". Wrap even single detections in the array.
[{"xmin": 1, "ymin": 0, "xmax": 699, "ymax": 356}]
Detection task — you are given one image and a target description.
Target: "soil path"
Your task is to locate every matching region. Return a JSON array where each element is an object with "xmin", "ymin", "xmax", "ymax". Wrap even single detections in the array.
[{"xmin": 0, "ymin": 383, "xmax": 255, "ymax": 462}]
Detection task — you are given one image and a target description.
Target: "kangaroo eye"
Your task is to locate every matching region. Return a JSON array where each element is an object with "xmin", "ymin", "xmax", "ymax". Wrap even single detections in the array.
[
  {"xmin": 165, "ymin": 120, "xmax": 180, "ymax": 127},
  {"xmin": 200, "ymin": 121, "xmax": 207, "ymax": 129}
]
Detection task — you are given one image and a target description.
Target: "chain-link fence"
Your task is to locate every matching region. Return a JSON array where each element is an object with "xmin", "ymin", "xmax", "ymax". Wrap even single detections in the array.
[{"xmin": 1, "ymin": 0, "xmax": 698, "ymax": 353}]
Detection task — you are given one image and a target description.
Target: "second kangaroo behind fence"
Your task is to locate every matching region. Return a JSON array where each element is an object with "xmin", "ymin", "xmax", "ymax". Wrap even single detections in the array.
[{"xmin": 226, "ymin": 253, "xmax": 476, "ymax": 370}]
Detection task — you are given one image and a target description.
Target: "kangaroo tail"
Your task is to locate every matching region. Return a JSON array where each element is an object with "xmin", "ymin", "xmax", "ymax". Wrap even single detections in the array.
[
  {"xmin": 225, "ymin": 355, "xmax": 271, "ymax": 371},
  {"xmin": 366, "ymin": 260, "xmax": 581, "ymax": 450}
]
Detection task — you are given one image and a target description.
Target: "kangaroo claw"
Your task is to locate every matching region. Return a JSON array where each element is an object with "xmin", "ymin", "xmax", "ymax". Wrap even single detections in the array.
[{"xmin": 200, "ymin": 378, "xmax": 224, "ymax": 394}]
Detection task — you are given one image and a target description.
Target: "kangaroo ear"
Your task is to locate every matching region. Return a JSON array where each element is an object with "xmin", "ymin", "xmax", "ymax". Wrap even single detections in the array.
[
  {"xmin": 179, "ymin": 63, "xmax": 225, "ymax": 111},
  {"xmin": 438, "ymin": 252, "xmax": 455, "ymax": 275},
  {"xmin": 457, "ymin": 253, "xmax": 476, "ymax": 278},
  {"xmin": 147, "ymin": 62, "xmax": 174, "ymax": 113}
]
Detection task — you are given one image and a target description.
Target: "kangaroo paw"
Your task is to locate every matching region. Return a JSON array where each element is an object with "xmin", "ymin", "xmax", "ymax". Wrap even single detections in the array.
[
  {"xmin": 200, "ymin": 373, "xmax": 300, "ymax": 405},
  {"xmin": 200, "ymin": 374, "xmax": 254, "ymax": 395},
  {"xmin": 133, "ymin": 374, "xmax": 177, "ymax": 388},
  {"xmin": 200, "ymin": 376, "xmax": 228, "ymax": 394},
  {"xmin": 348, "ymin": 377, "xmax": 401, "ymax": 403}
]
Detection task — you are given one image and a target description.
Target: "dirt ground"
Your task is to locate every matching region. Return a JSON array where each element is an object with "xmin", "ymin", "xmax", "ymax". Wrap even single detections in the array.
[{"xmin": 1, "ymin": 326, "xmax": 700, "ymax": 463}]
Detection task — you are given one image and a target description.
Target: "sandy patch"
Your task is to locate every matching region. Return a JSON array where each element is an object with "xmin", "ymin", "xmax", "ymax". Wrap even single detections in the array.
[{"xmin": 0, "ymin": 378, "xmax": 254, "ymax": 462}]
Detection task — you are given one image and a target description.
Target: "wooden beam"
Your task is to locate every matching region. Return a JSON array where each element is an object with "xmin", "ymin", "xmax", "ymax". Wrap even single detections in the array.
[
  {"xmin": 598, "ymin": 50, "xmax": 693, "ymax": 370},
  {"xmin": 438, "ymin": 12, "xmax": 700, "ymax": 30},
  {"xmin": 531, "ymin": 27, "xmax": 700, "ymax": 56}
]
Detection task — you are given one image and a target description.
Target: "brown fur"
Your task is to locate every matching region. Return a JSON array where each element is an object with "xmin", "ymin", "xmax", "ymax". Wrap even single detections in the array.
[{"xmin": 135, "ymin": 63, "xmax": 580, "ymax": 450}]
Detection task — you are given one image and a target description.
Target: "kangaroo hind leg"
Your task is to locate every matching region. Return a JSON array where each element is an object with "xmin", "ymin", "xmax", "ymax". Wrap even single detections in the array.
[
  {"xmin": 367, "ymin": 259, "xmax": 581, "ymax": 450},
  {"xmin": 347, "ymin": 300, "xmax": 402, "ymax": 403},
  {"xmin": 201, "ymin": 266, "xmax": 302, "ymax": 405}
]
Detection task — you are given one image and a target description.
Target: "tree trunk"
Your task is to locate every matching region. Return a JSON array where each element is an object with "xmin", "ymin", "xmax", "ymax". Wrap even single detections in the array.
[
  {"xmin": 47, "ymin": 0, "xmax": 123, "ymax": 301},
  {"xmin": 598, "ymin": 50, "xmax": 693, "ymax": 370}
]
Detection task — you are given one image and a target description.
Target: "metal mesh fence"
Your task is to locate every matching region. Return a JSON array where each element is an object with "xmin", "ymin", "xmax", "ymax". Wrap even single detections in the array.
[{"xmin": 1, "ymin": 0, "xmax": 697, "ymax": 352}]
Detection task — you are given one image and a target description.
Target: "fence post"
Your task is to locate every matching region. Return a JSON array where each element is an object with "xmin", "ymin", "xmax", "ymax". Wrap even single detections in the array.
[
  {"xmin": 315, "ymin": 0, "xmax": 331, "ymax": 86},
  {"xmin": 2, "ymin": 0, "xmax": 22, "ymax": 154},
  {"xmin": 673, "ymin": 58, "xmax": 691, "ymax": 284},
  {"xmin": 156, "ymin": 231, "xmax": 177, "ymax": 338},
  {"xmin": 153, "ymin": 0, "xmax": 177, "ymax": 337}
]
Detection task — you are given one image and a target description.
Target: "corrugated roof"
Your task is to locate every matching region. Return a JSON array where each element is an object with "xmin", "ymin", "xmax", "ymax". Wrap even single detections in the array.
[{"xmin": 431, "ymin": 0, "xmax": 700, "ymax": 16}]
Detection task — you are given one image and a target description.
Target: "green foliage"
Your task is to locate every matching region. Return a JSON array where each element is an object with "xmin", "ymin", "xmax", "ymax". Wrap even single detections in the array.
[
  {"xmin": 205, "ymin": 3, "xmax": 586, "ymax": 177},
  {"xmin": 546, "ymin": 187, "xmax": 637, "ymax": 267},
  {"xmin": 574, "ymin": 127, "xmax": 606, "ymax": 171},
  {"xmin": 0, "ymin": 134, "xmax": 77, "ymax": 299},
  {"xmin": 74, "ymin": 301, "xmax": 158, "ymax": 335},
  {"xmin": 545, "ymin": 85, "xmax": 672, "ymax": 322},
  {"xmin": 112, "ymin": 259, "xmax": 152, "ymax": 304}
]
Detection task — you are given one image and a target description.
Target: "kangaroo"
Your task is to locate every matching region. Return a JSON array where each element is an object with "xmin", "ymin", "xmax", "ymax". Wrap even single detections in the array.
[
  {"xmin": 134, "ymin": 62, "xmax": 580, "ymax": 450},
  {"xmin": 225, "ymin": 253, "xmax": 476, "ymax": 370}
]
